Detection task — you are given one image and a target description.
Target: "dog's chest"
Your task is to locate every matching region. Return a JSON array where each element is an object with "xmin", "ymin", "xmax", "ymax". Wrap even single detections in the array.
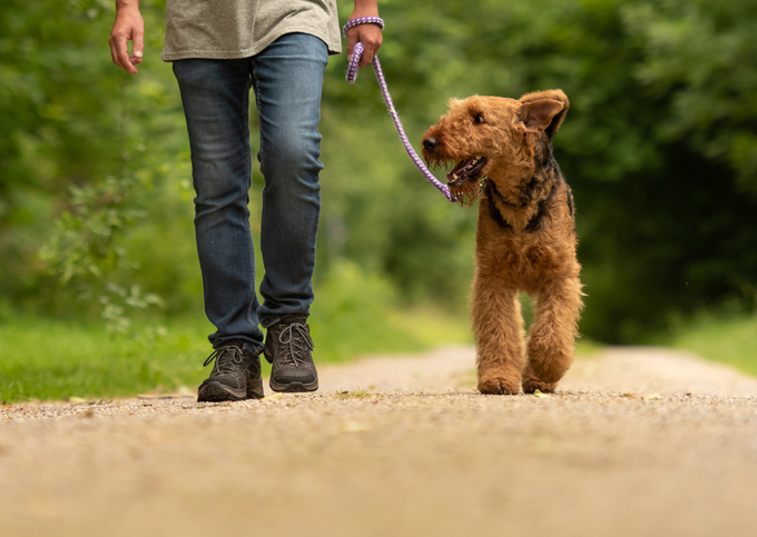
[{"xmin": 475, "ymin": 219, "xmax": 576, "ymax": 289}]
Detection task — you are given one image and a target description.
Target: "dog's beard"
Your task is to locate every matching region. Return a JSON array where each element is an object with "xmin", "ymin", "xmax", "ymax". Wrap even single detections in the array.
[
  {"xmin": 424, "ymin": 154, "xmax": 486, "ymax": 207},
  {"xmin": 449, "ymin": 179, "xmax": 482, "ymax": 208}
]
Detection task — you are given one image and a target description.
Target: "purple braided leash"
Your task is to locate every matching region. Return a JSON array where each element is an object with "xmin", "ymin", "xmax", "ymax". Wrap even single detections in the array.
[{"xmin": 343, "ymin": 17, "xmax": 456, "ymax": 202}]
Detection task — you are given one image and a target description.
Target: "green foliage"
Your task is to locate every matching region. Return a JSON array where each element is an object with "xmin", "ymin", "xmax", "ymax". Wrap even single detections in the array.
[
  {"xmin": 0, "ymin": 0, "xmax": 121, "ymax": 304},
  {"xmin": 1, "ymin": 0, "xmax": 756, "ymax": 355},
  {"xmin": 317, "ymin": 117, "xmax": 475, "ymax": 309},
  {"xmin": 624, "ymin": 0, "xmax": 757, "ymax": 191},
  {"xmin": 0, "ymin": 0, "xmax": 187, "ymax": 324},
  {"xmin": 38, "ymin": 172, "xmax": 168, "ymax": 336},
  {"xmin": 0, "ymin": 316, "xmax": 204, "ymax": 403},
  {"xmin": 310, "ymin": 261, "xmax": 471, "ymax": 363},
  {"xmin": 664, "ymin": 310, "xmax": 757, "ymax": 377}
]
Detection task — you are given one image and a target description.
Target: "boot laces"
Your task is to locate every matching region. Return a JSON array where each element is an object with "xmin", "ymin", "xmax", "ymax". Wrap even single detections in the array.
[
  {"xmin": 203, "ymin": 345, "xmax": 245, "ymax": 375},
  {"xmin": 278, "ymin": 322, "xmax": 314, "ymax": 367}
]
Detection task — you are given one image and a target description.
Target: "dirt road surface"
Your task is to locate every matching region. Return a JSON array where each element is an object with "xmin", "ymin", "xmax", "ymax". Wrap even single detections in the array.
[{"xmin": 2, "ymin": 346, "xmax": 756, "ymax": 537}]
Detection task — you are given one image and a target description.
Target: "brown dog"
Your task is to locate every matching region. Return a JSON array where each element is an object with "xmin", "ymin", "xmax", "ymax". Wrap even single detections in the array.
[{"xmin": 422, "ymin": 90, "xmax": 583, "ymax": 395}]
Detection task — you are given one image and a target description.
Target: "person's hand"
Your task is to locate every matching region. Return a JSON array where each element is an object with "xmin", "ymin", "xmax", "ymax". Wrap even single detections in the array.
[
  {"xmin": 345, "ymin": 9, "xmax": 383, "ymax": 68},
  {"xmin": 109, "ymin": 5, "xmax": 144, "ymax": 74}
]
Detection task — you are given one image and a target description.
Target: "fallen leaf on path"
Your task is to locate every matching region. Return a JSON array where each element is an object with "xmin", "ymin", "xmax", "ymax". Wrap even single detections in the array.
[
  {"xmin": 341, "ymin": 420, "xmax": 369, "ymax": 433},
  {"xmin": 262, "ymin": 393, "xmax": 283, "ymax": 402},
  {"xmin": 533, "ymin": 389, "xmax": 552, "ymax": 398},
  {"xmin": 533, "ymin": 436, "xmax": 554, "ymax": 455},
  {"xmin": 176, "ymin": 386, "xmax": 193, "ymax": 396}
]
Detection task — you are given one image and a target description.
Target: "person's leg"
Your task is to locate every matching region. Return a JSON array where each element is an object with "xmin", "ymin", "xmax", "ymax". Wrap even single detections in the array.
[
  {"xmin": 172, "ymin": 59, "xmax": 265, "ymax": 355},
  {"xmin": 250, "ymin": 33, "xmax": 328, "ymax": 328},
  {"xmin": 250, "ymin": 33, "xmax": 329, "ymax": 392}
]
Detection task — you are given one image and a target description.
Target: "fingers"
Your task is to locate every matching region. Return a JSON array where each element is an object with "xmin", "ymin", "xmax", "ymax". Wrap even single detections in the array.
[
  {"xmin": 346, "ymin": 32, "xmax": 359, "ymax": 66},
  {"xmin": 109, "ymin": 11, "xmax": 144, "ymax": 74},
  {"xmin": 110, "ymin": 35, "xmax": 137, "ymax": 74},
  {"xmin": 346, "ymin": 24, "xmax": 383, "ymax": 68},
  {"xmin": 108, "ymin": 35, "xmax": 120, "ymax": 69},
  {"xmin": 132, "ymin": 25, "xmax": 144, "ymax": 65}
]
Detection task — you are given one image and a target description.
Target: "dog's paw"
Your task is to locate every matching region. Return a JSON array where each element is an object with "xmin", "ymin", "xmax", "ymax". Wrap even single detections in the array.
[
  {"xmin": 478, "ymin": 376, "xmax": 520, "ymax": 395},
  {"xmin": 522, "ymin": 375, "xmax": 557, "ymax": 394}
]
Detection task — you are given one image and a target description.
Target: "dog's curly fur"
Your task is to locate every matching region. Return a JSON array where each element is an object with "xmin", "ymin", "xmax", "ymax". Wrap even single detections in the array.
[{"xmin": 422, "ymin": 90, "xmax": 584, "ymax": 395}]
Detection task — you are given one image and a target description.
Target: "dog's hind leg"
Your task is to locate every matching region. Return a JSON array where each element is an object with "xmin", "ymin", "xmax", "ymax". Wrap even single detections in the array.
[
  {"xmin": 522, "ymin": 275, "xmax": 583, "ymax": 393},
  {"xmin": 472, "ymin": 274, "xmax": 526, "ymax": 395}
]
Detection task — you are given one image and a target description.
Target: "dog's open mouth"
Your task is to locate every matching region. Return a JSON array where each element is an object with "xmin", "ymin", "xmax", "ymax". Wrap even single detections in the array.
[
  {"xmin": 446, "ymin": 157, "xmax": 487, "ymax": 207},
  {"xmin": 446, "ymin": 157, "xmax": 487, "ymax": 186}
]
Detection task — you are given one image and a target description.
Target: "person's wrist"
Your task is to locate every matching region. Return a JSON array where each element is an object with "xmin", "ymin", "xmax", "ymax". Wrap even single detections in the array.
[
  {"xmin": 349, "ymin": 6, "xmax": 380, "ymax": 20},
  {"xmin": 115, "ymin": 0, "xmax": 140, "ymax": 12},
  {"xmin": 115, "ymin": 7, "xmax": 140, "ymax": 19}
]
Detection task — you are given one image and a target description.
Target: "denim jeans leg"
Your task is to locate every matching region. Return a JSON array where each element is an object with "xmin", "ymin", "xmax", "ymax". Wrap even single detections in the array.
[
  {"xmin": 172, "ymin": 59, "xmax": 265, "ymax": 353},
  {"xmin": 250, "ymin": 33, "xmax": 329, "ymax": 328}
]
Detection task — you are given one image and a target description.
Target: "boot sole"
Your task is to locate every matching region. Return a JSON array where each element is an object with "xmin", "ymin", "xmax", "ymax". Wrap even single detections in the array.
[
  {"xmin": 197, "ymin": 377, "xmax": 265, "ymax": 402},
  {"xmin": 269, "ymin": 378, "xmax": 319, "ymax": 393}
]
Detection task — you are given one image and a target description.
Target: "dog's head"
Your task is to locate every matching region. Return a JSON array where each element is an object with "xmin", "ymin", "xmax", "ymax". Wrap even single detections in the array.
[{"xmin": 421, "ymin": 90, "xmax": 569, "ymax": 206}]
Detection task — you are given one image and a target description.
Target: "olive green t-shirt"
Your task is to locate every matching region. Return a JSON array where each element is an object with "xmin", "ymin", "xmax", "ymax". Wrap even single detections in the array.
[{"xmin": 162, "ymin": 0, "xmax": 342, "ymax": 61}]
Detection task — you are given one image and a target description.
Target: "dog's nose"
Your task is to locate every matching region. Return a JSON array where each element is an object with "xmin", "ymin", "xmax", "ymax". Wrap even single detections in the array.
[{"xmin": 422, "ymin": 137, "xmax": 438, "ymax": 153}]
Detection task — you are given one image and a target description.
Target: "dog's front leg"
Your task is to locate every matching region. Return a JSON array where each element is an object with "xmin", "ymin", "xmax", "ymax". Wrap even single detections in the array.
[
  {"xmin": 472, "ymin": 272, "xmax": 525, "ymax": 395},
  {"xmin": 522, "ymin": 275, "xmax": 583, "ymax": 393}
]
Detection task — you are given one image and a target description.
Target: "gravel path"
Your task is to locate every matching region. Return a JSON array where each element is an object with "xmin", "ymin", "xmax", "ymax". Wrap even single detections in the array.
[{"xmin": 2, "ymin": 346, "xmax": 756, "ymax": 537}]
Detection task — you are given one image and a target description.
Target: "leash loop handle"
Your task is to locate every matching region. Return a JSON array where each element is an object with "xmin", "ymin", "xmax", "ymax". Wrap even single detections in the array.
[{"xmin": 343, "ymin": 17, "xmax": 456, "ymax": 202}]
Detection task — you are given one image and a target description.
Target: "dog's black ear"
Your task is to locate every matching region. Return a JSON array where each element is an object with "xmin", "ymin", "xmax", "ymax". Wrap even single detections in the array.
[{"xmin": 519, "ymin": 90, "xmax": 569, "ymax": 139}]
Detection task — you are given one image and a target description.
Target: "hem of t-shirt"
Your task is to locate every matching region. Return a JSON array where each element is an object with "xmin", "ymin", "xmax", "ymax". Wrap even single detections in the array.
[{"xmin": 161, "ymin": 26, "xmax": 343, "ymax": 62}]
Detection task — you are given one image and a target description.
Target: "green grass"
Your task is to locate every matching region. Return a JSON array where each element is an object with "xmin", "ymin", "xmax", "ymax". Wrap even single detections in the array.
[
  {"xmin": 574, "ymin": 339, "xmax": 605, "ymax": 359},
  {"xmin": 310, "ymin": 304, "xmax": 472, "ymax": 363},
  {"xmin": 0, "ymin": 307, "xmax": 471, "ymax": 404},
  {"xmin": 0, "ymin": 316, "xmax": 210, "ymax": 403},
  {"xmin": 665, "ymin": 313, "xmax": 757, "ymax": 377}
]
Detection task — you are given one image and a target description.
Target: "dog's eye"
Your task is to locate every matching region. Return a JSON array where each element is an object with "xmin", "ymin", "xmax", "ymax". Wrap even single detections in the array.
[{"xmin": 473, "ymin": 114, "xmax": 485, "ymax": 124}]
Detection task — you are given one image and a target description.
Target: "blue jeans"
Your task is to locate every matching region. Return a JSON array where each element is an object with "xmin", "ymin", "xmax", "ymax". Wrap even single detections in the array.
[{"xmin": 172, "ymin": 33, "xmax": 328, "ymax": 354}]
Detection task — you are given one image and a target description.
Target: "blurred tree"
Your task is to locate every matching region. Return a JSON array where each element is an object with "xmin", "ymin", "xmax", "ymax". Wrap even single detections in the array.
[
  {"xmin": 0, "ymin": 0, "xmax": 122, "ymax": 307},
  {"xmin": 625, "ymin": 0, "xmax": 757, "ymax": 192},
  {"xmin": 0, "ymin": 0, "xmax": 187, "ymax": 320}
]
